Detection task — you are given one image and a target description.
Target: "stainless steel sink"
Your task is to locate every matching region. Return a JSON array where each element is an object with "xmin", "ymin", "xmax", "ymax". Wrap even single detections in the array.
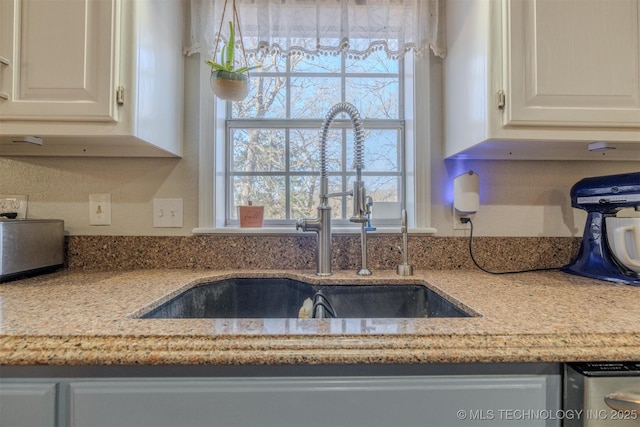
[{"xmin": 140, "ymin": 278, "xmax": 472, "ymax": 319}]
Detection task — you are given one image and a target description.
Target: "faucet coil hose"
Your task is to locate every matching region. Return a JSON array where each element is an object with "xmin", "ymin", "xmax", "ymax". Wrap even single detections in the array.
[{"xmin": 319, "ymin": 102, "xmax": 366, "ymax": 177}]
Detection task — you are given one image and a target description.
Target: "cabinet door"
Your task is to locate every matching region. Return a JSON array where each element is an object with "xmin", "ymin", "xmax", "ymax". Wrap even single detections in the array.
[
  {"xmin": 506, "ymin": 0, "xmax": 640, "ymax": 127},
  {"xmin": 68, "ymin": 376, "xmax": 559, "ymax": 427},
  {"xmin": 0, "ymin": 0, "xmax": 117, "ymax": 121},
  {"xmin": 0, "ymin": 382, "xmax": 57, "ymax": 427}
]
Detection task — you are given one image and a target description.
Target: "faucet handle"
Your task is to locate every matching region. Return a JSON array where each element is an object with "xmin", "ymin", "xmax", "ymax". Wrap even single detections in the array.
[
  {"xmin": 324, "ymin": 189, "xmax": 353, "ymax": 199},
  {"xmin": 366, "ymin": 196, "xmax": 374, "ymax": 208},
  {"xmin": 364, "ymin": 196, "xmax": 376, "ymax": 232}
]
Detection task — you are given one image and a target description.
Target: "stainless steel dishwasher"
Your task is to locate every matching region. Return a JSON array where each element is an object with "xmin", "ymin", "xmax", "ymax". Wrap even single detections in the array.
[{"xmin": 564, "ymin": 362, "xmax": 640, "ymax": 427}]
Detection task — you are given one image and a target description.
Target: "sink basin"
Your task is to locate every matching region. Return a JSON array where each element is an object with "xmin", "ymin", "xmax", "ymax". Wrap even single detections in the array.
[{"xmin": 140, "ymin": 278, "xmax": 471, "ymax": 319}]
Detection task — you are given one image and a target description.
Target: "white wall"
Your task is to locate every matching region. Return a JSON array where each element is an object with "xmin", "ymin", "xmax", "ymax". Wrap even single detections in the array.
[{"xmin": 0, "ymin": 55, "xmax": 637, "ymax": 237}]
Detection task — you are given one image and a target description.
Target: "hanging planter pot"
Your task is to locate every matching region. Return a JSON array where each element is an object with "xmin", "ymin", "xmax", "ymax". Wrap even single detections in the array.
[
  {"xmin": 205, "ymin": 15, "xmax": 260, "ymax": 102},
  {"xmin": 210, "ymin": 69, "xmax": 249, "ymax": 101}
]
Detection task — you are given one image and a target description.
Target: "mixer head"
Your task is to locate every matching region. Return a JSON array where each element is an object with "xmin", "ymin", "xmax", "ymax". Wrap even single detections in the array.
[{"xmin": 570, "ymin": 171, "xmax": 640, "ymax": 213}]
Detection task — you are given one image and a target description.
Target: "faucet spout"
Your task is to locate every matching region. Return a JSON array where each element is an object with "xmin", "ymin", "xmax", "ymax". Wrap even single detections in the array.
[{"xmin": 296, "ymin": 217, "xmax": 321, "ymax": 233}]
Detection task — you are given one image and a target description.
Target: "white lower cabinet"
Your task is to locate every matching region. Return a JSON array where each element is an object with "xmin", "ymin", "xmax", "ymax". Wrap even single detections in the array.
[
  {"xmin": 65, "ymin": 376, "xmax": 560, "ymax": 427},
  {"xmin": 0, "ymin": 382, "xmax": 57, "ymax": 427},
  {"xmin": 0, "ymin": 374, "xmax": 561, "ymax": 427}
]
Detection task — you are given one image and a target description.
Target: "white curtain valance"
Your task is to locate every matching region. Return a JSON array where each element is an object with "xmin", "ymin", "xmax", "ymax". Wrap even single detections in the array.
[{"xmin": 185, "ymin": 0, "xmax": 446, "ymax": 60}]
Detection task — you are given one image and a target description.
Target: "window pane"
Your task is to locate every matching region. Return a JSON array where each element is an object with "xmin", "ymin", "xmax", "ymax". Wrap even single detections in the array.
[
  {"xmin": 327, "ymin": 175, "xmax": 347, "ymax": 219},
  {"xmin": 364, "ymin": 175, "xmax": 400, "ymax": 203},
  {"xmin": 290, "ymin": 129, "xmax": 320, "ymax": 172},
  {"xmin": 290, "ymin": 175, "xmax": 352, "ymax": 219},
  {"xmin": 233, "ymin": 76, "xmax": 287, "ymax": 118},
  {"xmin": 291, "ymin": 54, "xmax": 342, "ymax": 73},
  {"xmin": 290, "ymin": 175, "xmax": 321, "ymax": 219},
  {"xmin": 231, "ymin": 129, "xmax": 286, "ymax": 172},
  {"xmin": 323, "ymin": 129, "xmax": 344, "ymax": 173},
  {"xmin": 347, "ymin": 129, "xmax": 400, "ymax": 172},
  {"xmin": 346, "ymin": 77, "xmax": 399, "ymax": 118},
  {"xmin": 291, "ymin": 76, "xmax": 342, "ymax": 118},
  {"xmin": 256, "ymin": 53, "xmax": 287, "ymax": 73},
  {"xmin": 339, "ymin": 176, "xmax": 400, "ymax": 220},
  {"xmin": 346, "ymin": 47, "xmax": 399, "ymax": 74},
  {"xmin": 232, "ymin": 175, "xmax": 286, "ymax": 219}
]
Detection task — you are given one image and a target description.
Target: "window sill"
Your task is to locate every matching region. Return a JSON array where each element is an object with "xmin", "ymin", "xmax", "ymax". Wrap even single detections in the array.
[{"xmin": 192, "ymin": 227, "xmax": 437, "ymax": 235}]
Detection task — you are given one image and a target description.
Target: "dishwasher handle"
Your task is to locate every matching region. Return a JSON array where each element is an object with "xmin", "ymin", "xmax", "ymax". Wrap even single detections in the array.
[{"xmin": 605, "ymin": 390, "xmax": 640, "ymax": 412}]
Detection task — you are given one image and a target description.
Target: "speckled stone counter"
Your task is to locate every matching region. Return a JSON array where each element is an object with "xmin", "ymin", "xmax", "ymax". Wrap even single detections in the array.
[{"xmin": 1, "ymin": 269, "xmax": 638, "ymax": 366}]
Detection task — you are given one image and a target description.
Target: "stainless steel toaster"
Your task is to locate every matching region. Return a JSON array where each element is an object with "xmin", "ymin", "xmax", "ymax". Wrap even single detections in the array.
[{"xmin": 0, "ymin": 219, "xmax": 65, "ymax": 282}]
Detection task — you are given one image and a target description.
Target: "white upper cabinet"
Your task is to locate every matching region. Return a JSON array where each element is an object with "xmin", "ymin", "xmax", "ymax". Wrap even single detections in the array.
[
  {"xmin": 445, "ymin": 0, "xmax": 640, "ymax": 160},
  {"xmin": 0, "ymin": 0, "xmax": 184, "ymax": 157},
  {"xmin": 0, "ymin": 0, "xmax": 117, "ymax": 121},
  {"xmin": 507, "ymin": 0, "xmax": 640, "ymax": 127}
]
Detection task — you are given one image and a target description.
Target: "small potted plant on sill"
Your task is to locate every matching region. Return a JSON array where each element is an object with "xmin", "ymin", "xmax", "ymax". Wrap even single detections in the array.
[
  {"xmin": 205, "ymin": 21, "xmax": 260, "ymax": 101},
  {"xmin": 238, "ymin": 200, "xmax": 264, "ymax": 228}
]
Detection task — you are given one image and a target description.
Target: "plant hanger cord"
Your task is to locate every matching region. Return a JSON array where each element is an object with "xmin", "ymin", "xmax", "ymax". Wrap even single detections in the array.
[{"xmin": 211, "ymin": 0, "xmax": 250, "ymax": 72}]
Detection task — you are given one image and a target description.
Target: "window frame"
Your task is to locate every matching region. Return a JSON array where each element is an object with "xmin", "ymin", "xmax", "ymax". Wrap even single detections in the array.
[{"xmin": 192, "ymin": 53, "xmax": 434, "ymax": 234}]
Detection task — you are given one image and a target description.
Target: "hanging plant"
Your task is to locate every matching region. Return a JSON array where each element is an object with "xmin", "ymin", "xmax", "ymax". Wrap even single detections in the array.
[{"xmin": 205, "ymin": 8, "xmax": 260, "ymax": 101}]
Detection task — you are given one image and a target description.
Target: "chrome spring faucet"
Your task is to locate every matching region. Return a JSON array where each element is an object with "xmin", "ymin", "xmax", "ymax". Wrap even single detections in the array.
[{"xmin": 296, "ymin": 102, "xmax": 372, "ymax": 276}]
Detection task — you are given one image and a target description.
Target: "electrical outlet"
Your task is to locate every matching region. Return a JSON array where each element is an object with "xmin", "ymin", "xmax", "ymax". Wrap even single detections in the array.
[
  {"xmin": 89, "ymin": 193, "xmax": 111, "ymax": 226},
  {"xmin": 153, "ymin": 198, "xmax": 183, "ymax": 228},
  {"xmin": 0, "ymin": 194, "xmax": 28, "ymax": 219},
  {"xmin": 452, "ymin": 205, "xmax": 472, "ymax": 230}
]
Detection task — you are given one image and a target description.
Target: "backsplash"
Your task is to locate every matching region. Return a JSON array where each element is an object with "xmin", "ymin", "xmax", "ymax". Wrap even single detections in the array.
[{"xmin": 66, "ymin": 235, "xmax": 580, "ymax": 272}]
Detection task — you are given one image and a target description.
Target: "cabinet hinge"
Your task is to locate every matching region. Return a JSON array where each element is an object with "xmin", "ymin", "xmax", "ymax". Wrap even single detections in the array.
[
  {"xmin": 497, "ymin": 90, "xmax": 506, "ymax": 110},
  {"xmin": 116, "ymin": 86, "xmax": 125, "ymax": 106}
]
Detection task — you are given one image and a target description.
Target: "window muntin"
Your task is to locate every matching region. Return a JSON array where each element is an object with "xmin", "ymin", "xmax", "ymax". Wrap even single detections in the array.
[{"xmin": 225, "ymin": 43, "xmax": 406, "ymax": 226}]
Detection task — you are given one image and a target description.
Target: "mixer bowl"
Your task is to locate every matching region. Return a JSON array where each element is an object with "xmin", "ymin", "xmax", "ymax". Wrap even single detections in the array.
[{"xmin": 606, "ymin": 217, "xmax": 640, "ymax": 274}]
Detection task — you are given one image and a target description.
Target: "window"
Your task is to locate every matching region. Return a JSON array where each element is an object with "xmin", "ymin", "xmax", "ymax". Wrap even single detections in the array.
[
  {"xmin": 188, "ymin": 1, "xmax": 442, "ymax": 233},
  {"xmin": 223, "ymin": 48, "xmax": 408, "ymax": 227},
  {"xmin": 196, "ymin": 52, "xmax": 433, "ymax": 233}
]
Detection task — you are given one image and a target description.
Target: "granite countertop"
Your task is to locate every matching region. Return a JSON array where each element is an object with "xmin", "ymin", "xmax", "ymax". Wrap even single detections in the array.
[{"xmin": 0, "ymin": 269, "xmax": 639, "ymax": 366}]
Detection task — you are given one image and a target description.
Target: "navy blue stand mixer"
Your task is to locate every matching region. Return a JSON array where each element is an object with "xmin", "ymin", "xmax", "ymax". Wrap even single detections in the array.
[{"xmin": 563, "ymin": 172, "xmax": 640, "ymax": 286}]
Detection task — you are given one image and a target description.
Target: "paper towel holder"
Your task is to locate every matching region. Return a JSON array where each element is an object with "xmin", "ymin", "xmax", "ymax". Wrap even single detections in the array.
[{"xmin": 453, "ymin": 170, "xmax": 479, "ymax": 215}]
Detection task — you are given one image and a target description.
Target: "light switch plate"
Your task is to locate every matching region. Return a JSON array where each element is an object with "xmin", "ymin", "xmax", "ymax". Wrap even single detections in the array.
[
  {"xmin": 89, "ymin": 193, "xmax": 111, "ymax": 226},
  {"xmin": 153, "ymin": 198, "xmax": 183, "ymax": 228}
]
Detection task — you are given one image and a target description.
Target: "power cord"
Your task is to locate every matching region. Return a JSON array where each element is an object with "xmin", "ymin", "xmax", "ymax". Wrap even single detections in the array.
[{"xmin": 461, "ymin": 217, "xmax": 562, "ymax": 275}]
